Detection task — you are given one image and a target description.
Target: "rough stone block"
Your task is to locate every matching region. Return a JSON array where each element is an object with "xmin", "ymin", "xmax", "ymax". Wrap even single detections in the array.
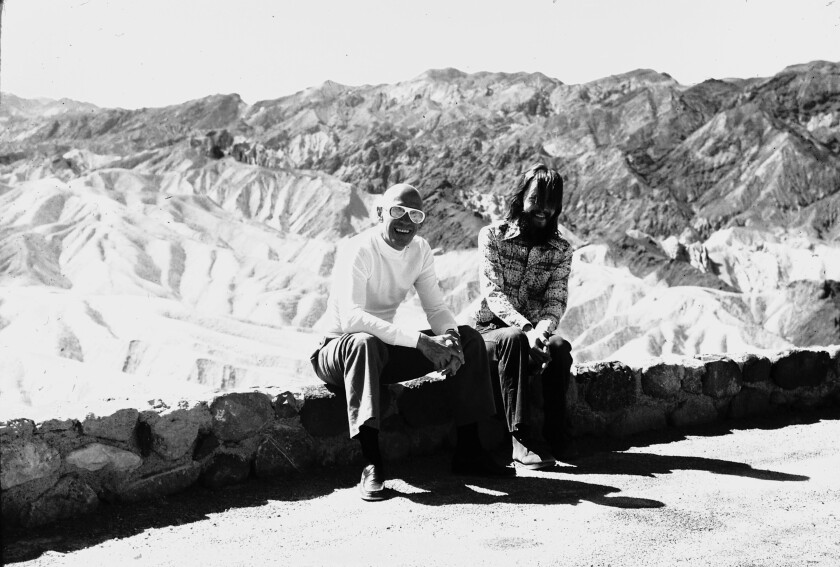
[
  {"xmin": 568, "ymin": 405, "xmax": 608, "ymax": 437},
  {"xmin": 792, "ymin": 392, "xmax": 826, "ymax": 410},
  {"xmin": 230, "ymin": 434, "xmax": 261, "ymax": 457},
  {"xmin": 729, "ymin": 388, "xmax": 772, "ymax": 419},
  {"xmin": 393, "ymin": 376, "xmax": 453, "ymax": 428},
  {"xmin": 66, "ymin": 443, "xmax": 142, "ymax": 472},
  {"xmin": 739, "ymin": 354, "xmax": 772, "ymax": 384},
  {"xmin": 273, "ymin": 391, "xmax": 300, "ymax": 419},
  {"xmin": 1, "ymin": 472, "xmax": 60, "ymax": 528},
  {"xmin": 830, "ymin": 347, "xmax": 840, "ymax": 381},
  {"xmin": 36, "ymin": 421, "xmax": 87, "ymax": 458},
  {"xmin": 1, "ymin": 488, "xmax": 25, "ymax": 528},
  {"xmin": 1, "ymin": 419, "xmax": 36, "ymax": 440},
  {"xmin": 210, "ymin": 392, "xmax": 273, "ymax": 442},
  {"xmin": 299, "ymin": 385, "xmax": 349, "ymax": 437},
  {"xmin": 698, "ymin": 356, "xmax": 742, "ymax": 398},
  {"xmin": 576, "ymin": 362, "xmax": 637, "ymax": 412},
  {"xmin": 641, "ymin": 363, "xmax": 683, "ymax": 399},
  {"xmin": 193, "ymin": 433, "xmax": 221, "ymax": 461},
  {"xmin": 771, "ymin": 349, "xmax": 831, "ymax": 390},
  {"xmin": 824, "ymin": 347, "xmax": 840, "ymax": 389},
  {"xmin": 770, "ymin": 391, "xmax": 794, "ymax": 407},
  {"xmin": 202, "ymin": 453, "xmax": 251, "ymax": 489},
  {"xmin": 143, "ymin": 406, "xmax": 212, "ymax": 460},
  {"xmin": 669, "ymin": 396, "xmax": 717, "ymax": 428},
  {"xmin": 82, "ymin": 408, "xmax": 139, "ymax": 442},
  {"xmin": 125, "ymin": 452, "xmax": 194, "ymax": 489},
  {"xmin": 712, "ymin": 397, "xmax": 732, "ymax": 418},
  {"xmin": 118, "ymin": 462, "xmax": 201, "ymax": 502},
  {"xmin": 22, "ymin": 476, "xmax": 99, "ymax": 528},
  {"xmin": 37, "ymin": 419, "xmax": 78, "ymax": 432},
  {"xmin": 313, "ymin": 434, "xmax": 361, "ymax": 467},
  {"xmin": 681, "ymin": 360, "xmax": 705, "ymax": 394},
  {"xmin": 1, "ymin": 438, "xmax": 61, "ymax": 490},
  {"xmin": 608, "ymin": 405, "xmax": 668, "ymax": 437},
  {"xmin": 254, "ymin": 424, "xmax": 315, "ymax": 477}
]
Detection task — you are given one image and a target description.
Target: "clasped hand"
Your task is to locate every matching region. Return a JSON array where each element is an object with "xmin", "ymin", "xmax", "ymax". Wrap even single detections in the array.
[
  {"xmin": 417, "ymin": 331, "xmax": 465, "ymax": 375},
  {"xmin": 526, "ymin": 328, "xmax": 551, "ymax": 371}
]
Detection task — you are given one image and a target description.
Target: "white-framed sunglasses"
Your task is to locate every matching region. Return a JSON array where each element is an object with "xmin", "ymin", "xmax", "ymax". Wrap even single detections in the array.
[{"xmin": 385, "ymin": 204, "xmax": 426, "ymax": 224}]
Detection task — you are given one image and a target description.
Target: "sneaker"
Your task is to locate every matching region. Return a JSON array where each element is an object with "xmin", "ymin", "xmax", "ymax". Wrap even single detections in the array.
[
  {"xmin": 512, "ymin": 435, "xmax": 556, "ymax": 470},
  {"xmin": 359, "ymin": 464, "xmax": 387, "ymax": 501},
  {"xmin": 452, "ymin": 450, "xmax": 516, "ymax": 477}
]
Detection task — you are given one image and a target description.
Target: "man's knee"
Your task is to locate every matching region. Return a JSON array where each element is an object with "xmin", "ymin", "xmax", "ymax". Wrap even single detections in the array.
[
  {"xmin": 457, "ymin": 325, "xmax": 485, "ymax": 357},
  {"xmin": 548, "ymin": 336, "xmax": 573, "ymax": 368},
  {"xmin": 457, "ymin": 325, "xmax": 480, "ymax": 345},
  {"xmin": 548, "ymin": 336, "xmax": 571, "ymax": 354},
  {"xmin": 492, "ymin": 326, "xmax": 529, "ymax": 351},
  {"xmin": 344, "ymin": 332, "xmax": 389, "ymax": 363}
]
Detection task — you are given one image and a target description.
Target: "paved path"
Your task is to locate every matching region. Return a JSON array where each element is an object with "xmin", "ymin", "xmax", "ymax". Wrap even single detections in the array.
[{"xmin": 4, "ymin": 411, "xmax": 840, "ymax": 567}]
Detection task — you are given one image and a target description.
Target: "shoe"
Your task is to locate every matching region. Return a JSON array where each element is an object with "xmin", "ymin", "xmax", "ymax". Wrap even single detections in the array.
[
  {"xmin": 452, "ymin": 450, "xmax": 515, "ymax": 477},
  {"xmin": 512, "ymin": 435, "xmax": 556, "ymax": 470},
  {"xmin": 543, "ymin": 424, "xmax": 577, "ymax": 461},
  {"xmin": 359, "ymin": 464, "xmax": 387, "ymax": 501},
  {"xmin": 552, "ymin": 439, "xmax": 580, "ymax": 462}
]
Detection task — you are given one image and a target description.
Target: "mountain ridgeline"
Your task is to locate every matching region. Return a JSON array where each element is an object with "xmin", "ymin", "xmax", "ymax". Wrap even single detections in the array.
[
  {"xmin": 0, "ymin": 62, "xmax": 839, "ymax": 410},
  {"xmin": 3, "ymin": 61, "xmax": 839, "ymax": 249}
]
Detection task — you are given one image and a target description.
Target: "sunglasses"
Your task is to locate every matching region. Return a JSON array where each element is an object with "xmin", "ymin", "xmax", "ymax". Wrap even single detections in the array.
[{"xmin": 386, "ymin": 204, "xmax": 426, "ymax": 224}]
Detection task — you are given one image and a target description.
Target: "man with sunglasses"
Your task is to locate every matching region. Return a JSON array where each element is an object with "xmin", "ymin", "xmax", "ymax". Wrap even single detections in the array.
[
  {"xmin": 475, "ymin": 164, "xmax": 575, "ymax": 470},
  {"xmin": 312, "ymin": 182, "xmax": 512, "ymax": 502}
]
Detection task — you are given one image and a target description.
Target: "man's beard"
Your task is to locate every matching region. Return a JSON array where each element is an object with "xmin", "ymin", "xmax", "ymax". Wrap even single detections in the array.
[{"xmin": 519, "ymin": 214, "xmax": 554, "ymax": 244}]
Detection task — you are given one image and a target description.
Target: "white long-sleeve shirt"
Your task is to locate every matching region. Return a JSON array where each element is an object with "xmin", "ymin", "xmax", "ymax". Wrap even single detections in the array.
[{"xmin": 324, "ymin": 227, "xmax": 458, "ymax": 348}]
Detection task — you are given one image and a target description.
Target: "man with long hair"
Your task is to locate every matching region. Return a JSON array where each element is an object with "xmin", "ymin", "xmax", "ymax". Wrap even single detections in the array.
[{"xmin": 474, "ymin": 164, "xmax": 574, "ymax": 469}]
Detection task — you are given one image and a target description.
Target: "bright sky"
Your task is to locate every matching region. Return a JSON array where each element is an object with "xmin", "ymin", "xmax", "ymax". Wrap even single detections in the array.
[{"xmin": 2, "ymin": 0, "xmax": 838, "ymax": 109}]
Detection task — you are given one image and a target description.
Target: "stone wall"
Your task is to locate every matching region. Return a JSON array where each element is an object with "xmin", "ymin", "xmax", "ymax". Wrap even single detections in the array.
[{"xmin": 2, "ymin": 346, "xmax": 839, "ymax": 528}]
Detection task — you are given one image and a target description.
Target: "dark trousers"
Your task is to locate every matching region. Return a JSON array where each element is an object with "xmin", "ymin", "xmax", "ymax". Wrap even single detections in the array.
[
  {"xmin": 311, "ymin": 325, "xmax": 496, "ymax": 438},
  {"xmin": 478, "ymin": 323, "xmax": 572, "ymax": 444}
]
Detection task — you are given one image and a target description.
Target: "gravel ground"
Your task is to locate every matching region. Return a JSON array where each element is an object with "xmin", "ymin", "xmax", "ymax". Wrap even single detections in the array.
[{"xmin": 3, "ymin": 410, "xmax": 840, "ymax": 567}]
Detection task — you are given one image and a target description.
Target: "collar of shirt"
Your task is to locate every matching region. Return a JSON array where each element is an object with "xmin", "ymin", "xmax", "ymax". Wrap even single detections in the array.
[
  {"xmin": 497, "ymin": 219, "xmax": 566, "ymax": 251},
  {"xmin": 371, "ymin": 227, "xmax": 412, "ymax": 259}
]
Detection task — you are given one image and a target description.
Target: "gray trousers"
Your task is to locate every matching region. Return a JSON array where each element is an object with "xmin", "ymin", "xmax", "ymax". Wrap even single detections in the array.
[{"xmin": 311, "ymin": 325, "xmax": 496, "ymax": 438}]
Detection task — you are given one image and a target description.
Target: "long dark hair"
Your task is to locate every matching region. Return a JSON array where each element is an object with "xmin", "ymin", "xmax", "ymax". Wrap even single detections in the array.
[{"xmin": 504, "ymin": 163, "xmax": 564, "ymax": 225}]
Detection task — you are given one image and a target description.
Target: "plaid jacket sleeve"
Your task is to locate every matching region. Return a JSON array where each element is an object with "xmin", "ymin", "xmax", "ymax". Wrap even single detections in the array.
[
  {"xmin": 536, "ymin": 241, "xmax": 572, "ymax": 333},
  {"xmin": 478, "ymin": 225, "xmax": 532, "ymax": 330}
]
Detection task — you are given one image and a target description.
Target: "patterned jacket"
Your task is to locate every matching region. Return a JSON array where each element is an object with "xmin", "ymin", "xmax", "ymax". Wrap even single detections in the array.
[{"xmin": 474, "ymin": 220, "xmax": 573, "ymax": 334}]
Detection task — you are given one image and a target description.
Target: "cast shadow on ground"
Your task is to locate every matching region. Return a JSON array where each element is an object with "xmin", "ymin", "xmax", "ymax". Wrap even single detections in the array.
[
  {"xmin": 383, "ymin": 468, "xmax": 666, "ymax": 510},
  {"xmin": 377, "ymin": 408, "xmax": 832, "ymax": 508},
  {"xmin": 536, "ymin": 409, "xmax": 828, "ymax": 483},
  {"xmin": 555, "ymin": 452, "xmax": 809, "ymax": 482},
  {"xmin": 0, "ymin": 473, "xmax": 337, "ymax": 565},
  {"xmin": 574, "ymin": 407, "xmax": 840, "ymax": 457}
]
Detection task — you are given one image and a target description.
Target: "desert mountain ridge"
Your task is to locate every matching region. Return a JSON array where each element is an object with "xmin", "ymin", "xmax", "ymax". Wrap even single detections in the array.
[
  {"xmin": 3, "ymin": 59, "xmax": 839, "ymax": 246},
  {"xmin": 1, "ymin": 61, "xmax": 839, "ymax": 419}
]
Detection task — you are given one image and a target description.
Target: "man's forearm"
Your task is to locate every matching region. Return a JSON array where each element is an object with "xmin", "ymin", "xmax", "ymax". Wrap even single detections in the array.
[{"xmin": 341, "ymin": 307, "xmax": 422, "ymax": 348}]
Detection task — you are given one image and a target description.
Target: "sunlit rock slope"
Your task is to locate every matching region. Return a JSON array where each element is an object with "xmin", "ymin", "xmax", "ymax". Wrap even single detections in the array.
[{"xmin": 1, "ymin": 60, "xmax": 839, "ymax": 418}]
